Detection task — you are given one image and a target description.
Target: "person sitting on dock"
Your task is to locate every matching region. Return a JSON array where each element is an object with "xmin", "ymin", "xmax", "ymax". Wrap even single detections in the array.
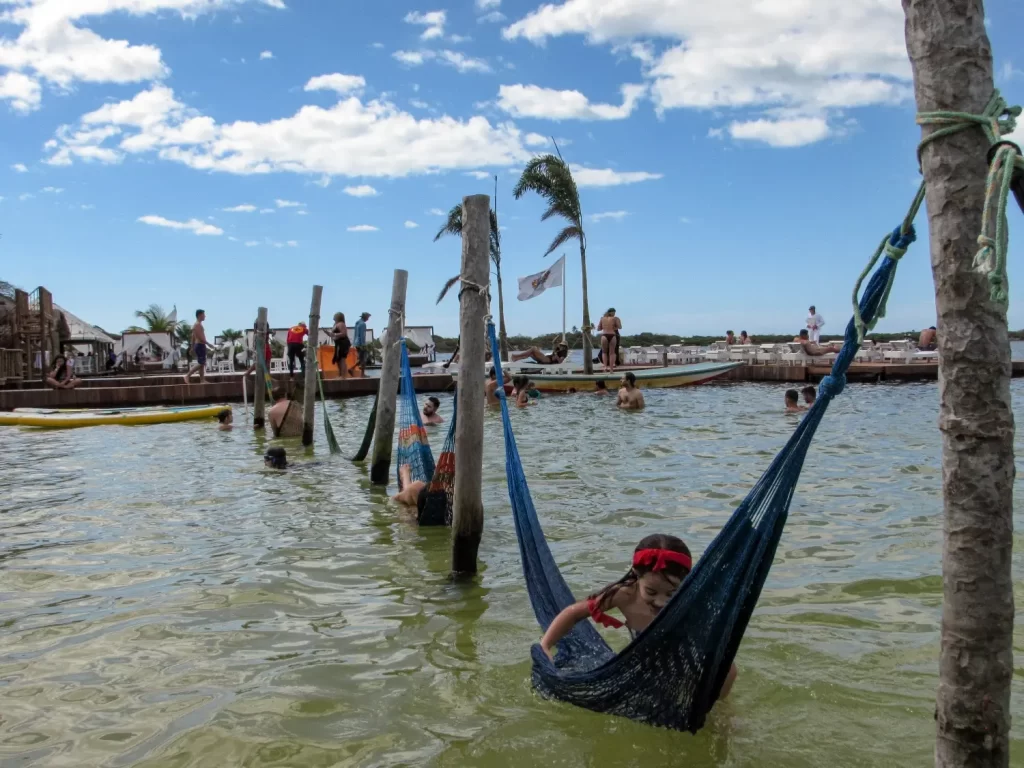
[
  {"xmin": 268, "ymin": 387, "xmax": 303, "ymax": 438},
  {"xmin": 46, "ymin": 355, "xmax": 80, "ymax": 390},
  {"xmin": 738, "ymin": 331, "xmax": 752, "ymax": 345},
  {"xmin": 511, "ymin": 341, "xmax": 569, "ymax": 365},
  {"xmin": 795, "ymin": 329, "xmax": 842, "ymax": 356},
  {"xmin": 264, "ymin": 447, "xmax": 288, "ymax": 470},
  {"xmin": 183, "ymin": 309, "xmax": 215, "ymax": 385},
  {"xmin": 785, "ymin": 389, "xmax": 804, "ymax": 412},
  {"xmin": 217, "ymin": 409, "xmax": 233, "ymax": 431},
  {"xmin": 802, "ymin": 386, "xmax": 817, "ymax": 406},
  {"xmin": 485, "ymin": 368, "xmax": 501, "ymax": 406},
  {"xmin": 725, "ymin": 330, "xmax": 736, "ymax": 345},
  {"xmin": 422, "ymin": 396, "xmax": 443, "ymax": 424},
  {"xmin": 918, "ymin": 326, "xmax": 937, "ymax": 351},
  {"xmin": 595, "ymin": 380, "xmax": 609, "ymax": 396},
  {"xmin": 617, "ymin": 372, "xmax": 645, "ymax": 410}
]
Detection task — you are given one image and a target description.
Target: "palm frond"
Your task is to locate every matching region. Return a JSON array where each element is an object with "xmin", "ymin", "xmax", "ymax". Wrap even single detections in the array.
[
  {"xmin": 436, "ymin": 274, "xmax": 461, "ymax": 304},
  {"xmin": 489, "ymin": 208, "xmax": 501, "ymax": 266},
  {"xmin": 544, "ymin": 225, "xmax": 582, "ymax": 258},
  {"xmin": 433, "ymin": 205, "xmax": 464, "ymax": 242}
]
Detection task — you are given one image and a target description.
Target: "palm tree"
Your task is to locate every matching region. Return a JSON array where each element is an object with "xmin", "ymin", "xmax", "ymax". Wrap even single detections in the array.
[
  {"xmin": 433, "ymin": 203, "xmax": 509, "ymax": 361},
  {"xmin": 175, "ymin": 321, "xmax": 193, "ymax": 363},
  {"xmin": 133, "ymin": 304, "xmax": 174, "ymax": 332},
  {"xmin": 220, "ymin": 328, "xmax": 243, "ymax": 368},
  {"xmin": 513, "ymin": 152, "xmax": 593, "ymax": 373}
]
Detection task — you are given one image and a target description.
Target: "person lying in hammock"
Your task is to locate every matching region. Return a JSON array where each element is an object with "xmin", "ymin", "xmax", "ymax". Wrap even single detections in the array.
[
  {"xmin": 511, "ymin": 341, "xmax": 569, "ymax": 365},
  {"xmin": 392, "ymin": 465, "xmax": 429, "ymax": 515},
  {"xmin": 539, "ymin": 533, "xmax": 737, "ymax": 700}
]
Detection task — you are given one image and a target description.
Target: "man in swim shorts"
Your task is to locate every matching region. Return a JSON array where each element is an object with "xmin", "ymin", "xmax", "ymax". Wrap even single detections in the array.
[
  {"xmin": 617, "ymin": 372, "xmax": 645, "ymax": 410},
  {"xmin": 183, "ymin": 309, "xmax": 214, "ymax": 384}
]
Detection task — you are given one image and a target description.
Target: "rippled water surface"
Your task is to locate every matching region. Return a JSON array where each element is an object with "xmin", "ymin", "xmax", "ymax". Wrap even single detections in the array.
[{"xmin": 2, "ymin": 381, "xmax": 1023, "ymax": 767}]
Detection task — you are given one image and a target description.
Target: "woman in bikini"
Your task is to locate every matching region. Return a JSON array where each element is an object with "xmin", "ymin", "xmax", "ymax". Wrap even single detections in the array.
[
  {"xmin": 267, "ymin": 387, "xmax": 303, "ymax": 438},
  {"xmin": 596, "ymin": 308, "xmax": 622, "ymax": 373},
  {"xmin": 510, "ymin": 341, "xmax": 569, "ymax": 365}
]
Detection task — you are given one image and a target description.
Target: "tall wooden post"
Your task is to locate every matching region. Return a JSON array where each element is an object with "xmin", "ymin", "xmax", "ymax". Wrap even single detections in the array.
[
  {"xmin": 253, "ymin": 307, "xmax": 268, "ymax": 429},
  {"xmin": 903, "ymin": 2, "xmax": 1014, "ymax": 766},
  {"xmin": 451, "ymin": 194, "xmax": 489, "ymax": 576},
  {"xmin": 302, "ymin": 285, "xmax": 323, "ymax": 446},
  {"xmin": 370, "ymin": 269, "xmax": 408, "ymax": 484}
]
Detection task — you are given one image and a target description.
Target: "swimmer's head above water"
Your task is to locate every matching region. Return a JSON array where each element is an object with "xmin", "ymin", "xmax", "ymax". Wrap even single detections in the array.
[{"xmin": 264, "ymin": 447, "xmax": 288, "ymax": 469}]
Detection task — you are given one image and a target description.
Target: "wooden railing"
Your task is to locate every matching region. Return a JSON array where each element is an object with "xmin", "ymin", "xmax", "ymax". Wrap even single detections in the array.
[{"xmin": 0, "ymin": 348, "xmax": 23, "ymax": 384}]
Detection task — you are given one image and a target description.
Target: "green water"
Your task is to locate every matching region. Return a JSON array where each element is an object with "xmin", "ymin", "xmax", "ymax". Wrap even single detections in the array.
[{"xmin": 1, "ymin": 381, "xmax": 1022, "ymax": 767}]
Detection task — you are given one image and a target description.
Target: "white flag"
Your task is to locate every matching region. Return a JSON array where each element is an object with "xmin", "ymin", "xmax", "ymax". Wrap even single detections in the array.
[
  {"xmin": 167, "ymin": 304, "xmax": 178, "ymax": 325},
  {"xmin": 517, "ymin": 255, "xmax": 565, "ymax": 301}
]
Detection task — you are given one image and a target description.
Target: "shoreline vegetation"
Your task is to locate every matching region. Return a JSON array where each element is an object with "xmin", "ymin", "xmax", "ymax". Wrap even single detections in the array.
[{"xmin": 415, "ymin": 330, "xmax": 1024, "ymax": 354}]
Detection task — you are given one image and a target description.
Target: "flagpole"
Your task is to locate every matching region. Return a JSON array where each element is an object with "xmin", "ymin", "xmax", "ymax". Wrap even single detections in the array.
[{"xmin": 561, "ymin": 253, "xmax": 566, "ymax": 344}]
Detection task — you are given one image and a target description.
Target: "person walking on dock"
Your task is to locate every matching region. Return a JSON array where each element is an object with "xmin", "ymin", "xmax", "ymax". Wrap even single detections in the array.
[
  {"xmin": 285, "ymin": 322, "xmax": 307, "ymax": 377},
  {"xmin": 182, "ymin": 309, "xmax": 214, "ymax": 384},
  {"xmin": 806, "ymin": 306, "xmax": 825, "ymax": 343},
  {"xmin": 352, "ymin": 312, "xmax": 370, "ymax": 377}
]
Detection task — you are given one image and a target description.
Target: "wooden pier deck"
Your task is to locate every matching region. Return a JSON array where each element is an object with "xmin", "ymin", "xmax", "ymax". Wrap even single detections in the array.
[{"xmin": 2, "ymin": 362, "xmax": 1021, "ymax": 411}]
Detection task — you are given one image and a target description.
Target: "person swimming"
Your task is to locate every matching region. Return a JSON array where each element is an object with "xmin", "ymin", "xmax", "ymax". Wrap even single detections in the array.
[
  {"xmin": 217, "ymin": 409, "xmax": 233, "ymax": 430},
  {"xmin": 422, "ymin": 396, "xmax": 443, "ymax": 424},
  {"xmin": 485, "ymin": 367, "xmax": 501, "ymax": 406},
  {"xmin": 784, "ymin": 389, "xmax": 804, "ymax": 412},
  {"xmin": 802, "ymin": 385, "xmax": 817, "ymax": 406},
  {"xmin": 539, "ymin": 533, "xmax": 737, "ymax": 699},
  {"xmin": 617, "ymin": 372, "xmax": 645, "ymax": 410},
  {"xmin": 595, "ymin": 380, "xmax": 609, "ymax": 395},
  {"xmin": 264, "ymin": 447, "xmax": 288, "ymax": 469}
]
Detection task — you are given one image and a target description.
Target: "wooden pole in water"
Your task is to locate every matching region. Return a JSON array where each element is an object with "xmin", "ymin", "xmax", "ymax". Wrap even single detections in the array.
[
  {"xmin": 903, "ymin": 3, "xmax": 1014, "ymax": 766},
  {"xmin": 451, "ymin": 194, "xmax": 489, "ymax": 576},
  {"xmin": 253, "ymin": 306, "xmax": 268, "ymax": 429},
  {"xmin": 370, "ymin": 269, "xmax": 408, "ymax": 484},
  {"xmin": 302, "ymin": 285, "xmax": 323, "ymax": 446}
]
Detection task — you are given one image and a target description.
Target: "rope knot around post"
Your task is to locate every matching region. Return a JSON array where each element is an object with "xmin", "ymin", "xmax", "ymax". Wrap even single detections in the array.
[
  {"xmin": 884, "ymin": 224, "xmax": 916, "ymax": 261},
  {"xmin": 817, "ymin": 373, "xmax": 847, "ymax": 400}
]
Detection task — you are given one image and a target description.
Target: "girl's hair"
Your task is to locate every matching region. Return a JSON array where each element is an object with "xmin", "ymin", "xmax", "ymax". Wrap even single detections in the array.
[
  {"xmin": 53, "ymin": 355, "xmax": 67, "ymax": 368},
  {"xmin": 334, "ymin": 312, "xmax": 345, "ymax": 323},
  {"xmin": 217, "ymin": 409, "xmax": 231, "ymax": 423},
  {"xmin": 587, "ymin": 533, "xmax": 692, "ymax": 614}
]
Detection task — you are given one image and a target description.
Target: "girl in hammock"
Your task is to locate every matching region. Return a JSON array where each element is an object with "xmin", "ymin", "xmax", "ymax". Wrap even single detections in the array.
[{"xmin": 540, "ymin": 533, "xmax": 737, "ymax": 699}]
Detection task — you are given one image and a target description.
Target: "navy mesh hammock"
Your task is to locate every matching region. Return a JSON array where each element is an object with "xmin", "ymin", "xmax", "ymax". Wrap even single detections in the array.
[
  {"xmin": 488, "ymin": 228, "xmax": 915, "ymax": 733},
  {"xmin": 395, "ymin": 339, "xmax": 457, "ymax": 526}
]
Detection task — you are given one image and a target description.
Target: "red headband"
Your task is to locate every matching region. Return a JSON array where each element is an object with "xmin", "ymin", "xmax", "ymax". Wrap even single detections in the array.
[{"xmin": 633, "ymin": 548, "xmax": 692, "ymax": 572}]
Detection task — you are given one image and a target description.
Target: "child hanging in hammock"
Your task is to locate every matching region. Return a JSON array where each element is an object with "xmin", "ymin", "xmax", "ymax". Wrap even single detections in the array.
[{"xmin": 539, "ymin": 533, "xmax": 737, "ymax": 700}]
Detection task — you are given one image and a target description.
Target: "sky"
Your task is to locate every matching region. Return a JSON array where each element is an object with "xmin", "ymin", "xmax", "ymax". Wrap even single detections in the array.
[{"xmin": 1, "ymin": 0, "xmax": 1022, "ymax": 340}]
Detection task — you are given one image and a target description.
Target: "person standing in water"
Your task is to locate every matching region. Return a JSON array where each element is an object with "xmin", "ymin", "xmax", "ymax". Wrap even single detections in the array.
[
  {"xmin": 617, "ymin": 372, "xmax": 645, "ymax": 410},
  {"xmin": 268, "ymin": 386, "xmax": 303, "ymax": 437},
  {"xmin": 806, "ymin": 305, "xmax": 825, "ymax": 343},
  {"xmin": 485, "ymin": 367, "xmax": 501, "ymax": 406},
  {"xmin": 183, "ymin": 309, "xmax": 214, "ymax": 384},
  {"xmin": 422, "ymin": 396, "xmax": 443, "ymax": 424},
  {"xmin": 596, "ymin": 308, "xmax": 622, "ymax": 373},
  {"xmin": 331, "ymin": 312, "xmax": 351, "ymax": 378},
  {"xmin": 594, "ymin": 380, "xmax": 609, "ymax": 396}
]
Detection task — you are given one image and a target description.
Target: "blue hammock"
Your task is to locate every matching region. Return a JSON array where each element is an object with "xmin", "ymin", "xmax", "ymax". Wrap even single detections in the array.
[
  {"xmin": 418, "ymin": 391, "xmax": 457, "ymax": 526},
  {"xmin": 489, "ymin": 228, "xmax": 914, "ymax": 732},
  {"xmin": 396, "ymin": 339, "xmax": 435, "ymax": 489}
]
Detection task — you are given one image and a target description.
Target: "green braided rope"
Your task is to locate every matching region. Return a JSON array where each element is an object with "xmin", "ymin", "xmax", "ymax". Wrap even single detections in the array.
[
  {"xmin": 315, "ymin": 360, "xmax": 341, "ymax": 454},
  {"xmin": 852, "ymin": 182, "xmax": 927, "ymax": 342},
  {"xmin": 916, "ymin": 88, "xmax": 1022, "ymax": 307}
]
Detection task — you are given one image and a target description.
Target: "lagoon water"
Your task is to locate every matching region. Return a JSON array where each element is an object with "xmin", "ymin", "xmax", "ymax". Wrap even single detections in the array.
[{"xmin": 1, "ymin": 380, "xmax": 1023, "ymax": 767}]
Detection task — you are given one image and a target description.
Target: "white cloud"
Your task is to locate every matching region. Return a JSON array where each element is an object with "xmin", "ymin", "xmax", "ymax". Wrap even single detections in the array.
[
  {"xmin": 343, "ymin": 184, "xmax": 379, "ymax": 197},
  {"xmin": 727, "ymin": 117, "xmax": 830, "ymax": 147},
  {"xmin": 43, "ymin": 84, "xmax": 535, "ymax": 180},
  {"xmin": 286, "ymin": 240, "xmax": 298, "ymax": 247},
  {"xmin": 296, "ymin": 209, "xmax": 308, "ymax": 215},
  {"xmin": 524, "ymin": 133, "xmax": 549, "ymax": 147},
  {"xmin": 478, "ymin": 11, "xmax": 505, "ymax": 23},
  {"xmin": 259, "ymin": 208, "xmax": 274, "ymax": 213},
  {"xmin": 465, "ymin": 170, "xmax": 490, "ymax": 179},
  {"xmin": 404, "ymin": 220, "xmax": 419, "ymax": 228},
  {"xmin": 275, "ymin": 199, "xmax": 304, "ymax": 208},
  {"xmin": 590, "ymin": 210, "xmax": 629, "ymax": 221},
  {"xmin": 428, "ymin": 208, "xmax": 446, "ymax": 215},
  {"xmin": 245, "ymin": 240, "xmax": 260, "ymax": 247},
  {"xmin": 40, "ymin": 186, "xmax": 63, "ymax": 193},
  {"xmin": 347, "ymin": 224, "xmax": 379, "ymax": 232},
  {"xmin": 0, "ymin": 0, "xmax": 284, "ymax": 113},
  {"xmin": 81, "ymin": 203, "xmax": 95, "ymax": 210},
  {"xmin": 18, "ymin": 192, "xmax": 33, "ymax": 200},
  {"xmin": 410, "ymin": 98, "xmax": 430, "ymax": 109},
  {"xmin": 571, "ymin": 166, "xmax": 662, "ymax": 187},
  {"xmin": 498, "ymin": 83, "xmax": 645, "ymax": 120},
  {"xmin": 223, "ymin": 203, "xmax": 257, "ymax": 212},
  {"xmin": 304, "ymin": 73, "xmax": 366, "ymax": 95},
  {"xmin": 477, "ymin": 0, "xmax": 500, "ymax": 8},
  {"xmin": 11, "ymin": 163, "xmax": 28, "ymax": 172},
  {"xmin": 448, "ymin": 34, "xmax": 471, "ymax": 44},
  {"xmin": 404, "ymin": 10, "xmax": 447, "ymax": 40},
  {"xmin": 394, "ymin": 49, "xmax": 491, "ymax": 73},
  {"xmin": 502, "ymin": 0, "xmax": 912, "ymax": 146},
  {"xmin": 680, "ymin": 216, "xmax": 691, "ymax": 224},
  {"xmin": 259, "ymin": 50, "xmax": 274, "ymax": 60},
  {"xmin": 138, "ymin": 214, "xmax": 223, "ymax": 236},
  {"xmin": 371, "ymin": 42, "xmax": 385, "ymax": 49}
]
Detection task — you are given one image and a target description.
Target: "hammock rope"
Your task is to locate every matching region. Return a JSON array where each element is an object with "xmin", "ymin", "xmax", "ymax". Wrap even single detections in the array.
[
  {"xmin": 351, "ymin": 389, "xmax": 377, "ymax": 462},
  {"xmin": 315, "ymin": 359, "xmax": 340, "ymax": 454},
  {"xmin": 489, "ymin": 221, "xmax": 918, "ymax": 731},
  {"xmin": 418, "ymin": 392, "xmax": 457, "ymax": 526}
]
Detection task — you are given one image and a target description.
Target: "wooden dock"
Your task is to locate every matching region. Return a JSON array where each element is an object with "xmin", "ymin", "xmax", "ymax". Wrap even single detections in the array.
[{"xmin": 2, "ymin": 362, "xmax": 1021, "ymax": 411}]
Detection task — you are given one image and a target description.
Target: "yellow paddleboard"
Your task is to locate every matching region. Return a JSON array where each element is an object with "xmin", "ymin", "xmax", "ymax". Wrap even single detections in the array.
[{"xmin": 0, "ymin": 404, "xmax": 231, "ymax": 428}]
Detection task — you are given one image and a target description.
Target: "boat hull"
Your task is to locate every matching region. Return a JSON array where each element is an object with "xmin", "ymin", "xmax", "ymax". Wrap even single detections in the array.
[
  {"xmin": 451, "ymin": 362, "xmax": 740, "ymax": 392},
  {"xmin": 0, "ymin": 404, "xmax": 232, "ymax": 428}
]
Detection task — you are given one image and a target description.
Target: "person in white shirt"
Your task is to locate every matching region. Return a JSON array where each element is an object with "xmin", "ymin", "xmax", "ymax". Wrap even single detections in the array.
[{"xmin": 806, "ymin": 305, "xmax": 825, "ymax": 343}]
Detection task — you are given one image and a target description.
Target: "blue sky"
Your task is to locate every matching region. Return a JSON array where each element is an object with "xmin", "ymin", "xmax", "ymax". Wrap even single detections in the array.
[{"xmin": 1, "ymin": 0, "xmax": 1022, "ymax": 339}]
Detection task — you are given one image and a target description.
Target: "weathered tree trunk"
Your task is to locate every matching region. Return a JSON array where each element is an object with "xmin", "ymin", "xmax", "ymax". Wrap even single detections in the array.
[
  {"xmin": 579, "ymin": 242, "xmax": 593, "ymax": 374},
  {"xmin": 496, "ymin": 266, "xmax": 509, "ymax": 362},
  {"xmin": 903, "ymin": 2, "xmax": 1015, "ymax": 766},
  {"xmin": 370, "ymin": 270, "xmax": 408, "ymax": 484},
  {"xmin": 452, "ymin": 194, "xmax": 489, "ymax": 576},
  {"xmin": 301, "ymin": 285, "xmax": 322, "ymax": 446},
  {"xmin": 253, "ymin": 306, "xmax": 268, "ymax": 429}
]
